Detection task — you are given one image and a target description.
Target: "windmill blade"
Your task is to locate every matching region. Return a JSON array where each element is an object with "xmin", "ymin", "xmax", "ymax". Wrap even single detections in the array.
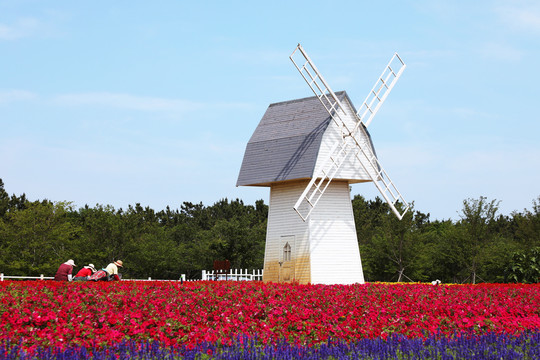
[
  {"xmin": 294, "ymin": 122, "xmax": 410, "ymax": 221},
  {"xmin": 290, "ymin": 44, "xmax": 353, "ymax": 136},
  {"xmin": 349, "ymin": 124, "xmax": 410, "ymax": 219},
  {"xmin": 290, "ymin": 44, "xmax": 354, "ymax": 221},
  {"xmin": 347, "ymin": 53, "xmax": 409, "ymax": 219},
  {"xmin": 293, "ymin": 140, "xmax": 351, "ymax": 221},
  {"xmin": 356, "ymin": 53, "xmax": 406, "ymax": 129},
  {"xmin": 290, "ymin": 45, "xmax": 408, "ymax": 221}
]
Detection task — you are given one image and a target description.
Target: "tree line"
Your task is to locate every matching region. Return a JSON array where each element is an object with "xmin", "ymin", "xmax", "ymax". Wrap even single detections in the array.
[{"xmin": 0, "ymin": 179, "xmax": 538, "ymax": 283}]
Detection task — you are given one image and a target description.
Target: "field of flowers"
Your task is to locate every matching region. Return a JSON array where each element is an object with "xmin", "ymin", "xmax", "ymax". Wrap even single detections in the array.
[{"xmin": 0, "ymin": 281, "xmax": 539, "ymax": 359}]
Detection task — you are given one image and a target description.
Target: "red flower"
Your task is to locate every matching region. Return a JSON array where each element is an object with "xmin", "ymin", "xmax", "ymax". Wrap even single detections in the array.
[{"xmin": 0, "ymin": 281, "xmax": 539, "ymax": 353}]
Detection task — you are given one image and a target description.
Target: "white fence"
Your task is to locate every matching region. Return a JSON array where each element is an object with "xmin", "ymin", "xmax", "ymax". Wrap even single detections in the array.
[
  {"xmin": 1, "ymin": 269, "xmax": 263, "ymax": 282},
  {"xmin": 202, "ymin": 269, "xmax": 263, "ymax": 281},
  {"xmin": 0, "ymin": 274, "xmax": 54, "ymax": 281}
]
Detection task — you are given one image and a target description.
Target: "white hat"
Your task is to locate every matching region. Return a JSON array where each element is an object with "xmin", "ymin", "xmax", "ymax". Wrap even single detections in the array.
[
  {"xmin": 85, "ymin": 264, "xmax": 96, "ymax": 272},
  {"xmin": 114, "ymin": 260, "xmax": 123, "ymax": 267},
  {"xmin": 65, "ymin": 259, "xmax": 76, "ymax": 266}
]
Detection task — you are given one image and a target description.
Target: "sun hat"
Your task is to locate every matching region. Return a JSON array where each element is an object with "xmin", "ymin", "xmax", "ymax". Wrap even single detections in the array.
[
  {"xmin": 114, "ymin": 260, "xmax": 123, "ymax": 267},
  {"xmin": 85, "ymin": 264, "xmax": 96, "ymax": 272},
  {"xmin": 66, "ymin": 259, "xmax": 76, "ymax": 266}
]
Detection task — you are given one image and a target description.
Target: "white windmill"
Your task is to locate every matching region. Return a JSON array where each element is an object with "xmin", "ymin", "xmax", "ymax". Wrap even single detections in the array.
[{"xmin": 237, "ymin": 44, "xmax": 409, "ymax": 285}]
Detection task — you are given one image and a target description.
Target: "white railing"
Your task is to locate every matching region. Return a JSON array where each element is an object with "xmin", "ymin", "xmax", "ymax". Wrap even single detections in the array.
[
  {"xmin": 202, "ymin": 268, "xmax": 263, "ymax": 281},
  {"xmin": 0, "ymin": 274, "xmax": 54, "ymax": 281},
  {"xmin": 1, "ymin": 270, "xmax": 264, "ymax": 282}
]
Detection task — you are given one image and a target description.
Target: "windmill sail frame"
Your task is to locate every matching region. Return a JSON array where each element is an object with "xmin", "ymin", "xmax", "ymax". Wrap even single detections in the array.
[{"xmin": 289, "ymin": 44, "xmax": 409, "ymax": 221}]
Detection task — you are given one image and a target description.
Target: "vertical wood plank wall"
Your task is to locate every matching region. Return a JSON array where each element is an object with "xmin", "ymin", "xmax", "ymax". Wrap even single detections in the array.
[
  {"xmin": 263, "ymin": 180, "xmax": 364, "ymax": 285},
  {"xmin": 309, "ymin": 180, "xmax": 364, "ymax": 284},
  {"xmin": 264, "ymin": 181, "xmax": 310, "ymax": 283}
]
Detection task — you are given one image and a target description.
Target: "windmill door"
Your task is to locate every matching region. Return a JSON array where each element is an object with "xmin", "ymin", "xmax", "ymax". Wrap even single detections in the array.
[{"xmin": 280, "ymin": 235, "xmax": 295, "ymax": 282}]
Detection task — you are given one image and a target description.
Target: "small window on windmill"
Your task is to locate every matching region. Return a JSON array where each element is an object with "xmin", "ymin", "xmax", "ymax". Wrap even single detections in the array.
[{"xmin": 283, "ymin": 242, "xmax": 291, "ymax": 262}]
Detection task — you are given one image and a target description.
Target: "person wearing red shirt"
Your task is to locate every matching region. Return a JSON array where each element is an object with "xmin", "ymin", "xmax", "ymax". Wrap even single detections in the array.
[
  {"xmin": 54, "ymin": 259, "xmax": 76, "ymax": 281},
  {"xmin": 73, "ymin": 264, "xmax": 96, "ymax": 281},
  {"xmin": 88, "ymin": 260, "xmax": 123, "ymax": 281}
]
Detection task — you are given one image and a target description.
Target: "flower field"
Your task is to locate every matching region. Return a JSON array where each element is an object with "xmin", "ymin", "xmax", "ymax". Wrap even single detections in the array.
[{"xmin": 0, "ymin": 281, "xmax": 539, "ymax": 359}]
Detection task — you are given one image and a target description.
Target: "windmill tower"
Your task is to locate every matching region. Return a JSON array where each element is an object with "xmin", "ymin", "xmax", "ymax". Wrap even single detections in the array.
[{"xmin": 237, "ymin": 44, "xmax": 409, "ymax": 285}]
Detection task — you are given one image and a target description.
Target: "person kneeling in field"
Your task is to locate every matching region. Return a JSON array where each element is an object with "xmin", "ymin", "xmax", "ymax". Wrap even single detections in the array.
[
  {"xmin": 54, "ymin": 259, "xmax": 76, "ymax": 281},
  {"xmin": 89, "ymin": 260, "xmax": 123, "ymax": 281},
  {"xmin": 73, "ymin": 263, "xmax": 97, "ymax": 281}
]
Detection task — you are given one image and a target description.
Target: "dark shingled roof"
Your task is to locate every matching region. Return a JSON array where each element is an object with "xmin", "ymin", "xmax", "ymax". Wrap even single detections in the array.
[{"xmin": 237, "ymin": 91, "xmax": 359, "ymax": 187}]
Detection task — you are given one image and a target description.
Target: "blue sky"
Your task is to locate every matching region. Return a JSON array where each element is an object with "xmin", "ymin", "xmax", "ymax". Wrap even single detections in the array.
[{"xmin": 1, "ymin": 0, "xmax": 539, "ymax": 220}]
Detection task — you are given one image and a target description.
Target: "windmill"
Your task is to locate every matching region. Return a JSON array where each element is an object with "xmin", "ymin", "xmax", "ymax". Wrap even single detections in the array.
[{"xmin": 237, "ymin": 44, "xmax": 409, "ymax": 285}]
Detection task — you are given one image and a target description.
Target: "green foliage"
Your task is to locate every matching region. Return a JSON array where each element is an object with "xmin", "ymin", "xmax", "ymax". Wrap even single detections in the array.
[
  {"xmin": 513, "ymin": 196, "xmax": 540, "ymax": 249},
  {"xmin": 0, "ymin": 180, "xmax": 268, "ymax": 280},
  {"xmin": 0, "ymin": 179, "xmax": 9, "ymax": 218},
  {"xmin": 0, "ymin": 177, "xmax": 539, "ymax": 284},
  {"xmin": 355, "ymin": 194, "xmax": 539, "ymax": 283},
  {"xmin": 0, "ymin": 200, "xmax": 80, "ymax": 275},
  {"xmin": 506, "ymin": 247, "xmax": 540, "ymax": 283},
  {"xmin": 417, "ymin": 220, "xmax": 466, "ymax": 283},
  {"xmin": 355, "ymin": 196, "xmax": 429, "ymax": 282},
  {"xmin": 456, "ymin": 196, "xmax": 501, "ymax": 283}
]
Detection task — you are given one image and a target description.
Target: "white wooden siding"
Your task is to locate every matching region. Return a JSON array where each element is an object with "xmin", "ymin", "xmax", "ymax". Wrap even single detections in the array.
[
  {"xmin": 264, "ymin": 181, "xmax": 310, "ymax": 282},
  {"xmin": 309, "ymin": 180, "xmax": 364, "ymax": 284},
  {"xmin": 264, "ymin": 180, "xmax": 364, "ymax": 285}
]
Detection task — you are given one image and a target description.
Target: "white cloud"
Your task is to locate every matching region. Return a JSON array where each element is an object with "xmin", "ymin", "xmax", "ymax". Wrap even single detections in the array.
[
  {"xmin": 448, "ymin": 146, "xmax": 540, "ymax": 175},
  {"xmin": 54, "ymin": 92, "xmax": 203, "ymax": 112},
  {"xmin": 53, "ymin": 92, "xmax": 253, "ymax": 113},
  {"xmin": 0, "ymin": 90, "xmax": 37, "ymax": 104},
  {"xmin": 451, "ymin": 106, "xmax": 493, "ymax": 120},
  {"xmin": 0, "ymin": 134, "xmax": 251, "ymax": 209},
  {"xmin": 355, "ymin": 140, "xmax": 540, "ymax": 219},
  {"xmin": 496, "ymin": 1, "xmax": 540, "ymax": 34},
  {"xmin": 413, "ymin": 0, "xmax": 460, "ymax": 18},
  {"xmin": 478, "ymin": 42, "xmax": 524, "ymax": 62},
  {"xmin": 225, "ymin": 48, "xmax": 286, "ymax": 65},
  {"xmin": 0, "ymin": 17, "xmax": 40, "ymax": 40}
]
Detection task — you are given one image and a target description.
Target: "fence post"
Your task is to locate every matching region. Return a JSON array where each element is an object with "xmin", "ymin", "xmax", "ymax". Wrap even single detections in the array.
[
  {"xmin": 40, "ymin": 274, "xmax": 44, "ymax": 280},
  {"xmin": 202, "ymin": 270, "xmax": 207, "ymax": 281},
  {"xmin": 1, "ymin": 273, "xmax": 3, "ymax": 281},
  {"xmin": 180, "ymin": 274, "xmax": 186, "ymax": 282},
  {"xmin": 148, "ymin": 277, "xmax": 152, "ymax": 281}
]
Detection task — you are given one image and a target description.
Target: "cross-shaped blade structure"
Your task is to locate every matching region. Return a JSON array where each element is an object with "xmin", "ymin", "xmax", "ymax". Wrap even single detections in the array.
[{"xmin": 289, "ymin": 44, "xmax": 409, "ymax": 221}]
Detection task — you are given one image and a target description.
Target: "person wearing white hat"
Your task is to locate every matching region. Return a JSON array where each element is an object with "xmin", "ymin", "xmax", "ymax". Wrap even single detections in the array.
[
  {"xmin": 54, "ymin": 259, "xmax": 76, "ymax": 281},
  {"xmin": 104, "ymin": 260, "xmax": 123, "ymax": 281},
  {"xmin": 73, "ymin": 263, "xmax": 97, "ymax": 281}
]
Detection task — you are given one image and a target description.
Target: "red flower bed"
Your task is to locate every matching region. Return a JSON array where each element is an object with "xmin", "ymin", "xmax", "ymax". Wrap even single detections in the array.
[{"xmin": 0, "ymin": 281, "xmax": 539, "ymax": 352}]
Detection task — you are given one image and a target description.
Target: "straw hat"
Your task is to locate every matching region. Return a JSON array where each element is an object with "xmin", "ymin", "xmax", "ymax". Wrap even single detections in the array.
[{"xmin": 114, "ymin": 260, "xmax": 123, "ymax": 267}]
